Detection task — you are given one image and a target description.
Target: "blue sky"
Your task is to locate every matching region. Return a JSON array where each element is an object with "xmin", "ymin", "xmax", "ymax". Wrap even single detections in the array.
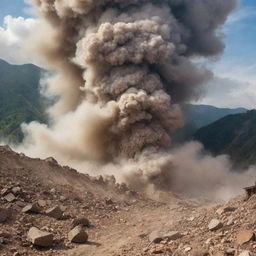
[
  {"xmin": 0, "ymin": 0, "xmax": 30, "ymax": 21},
  {"xmin": 0, "ymin": 0, "xmax": 255, "ymax": 64},
  {"xmin": 0, "ymin": 0, "xmax": 255, "ymax": 108},
  {"xmin": 224, "ymin": 0, "xmax": 256, "ymax": 65}
]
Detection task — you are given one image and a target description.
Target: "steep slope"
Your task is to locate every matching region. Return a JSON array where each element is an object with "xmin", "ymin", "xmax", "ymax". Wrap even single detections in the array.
[
  {"xmin": 194, "ymin": 110, "xmax": 256, "ymax": 168},
  {"xmin": 0, "ymin": 59, "xmax": 46, "ymax": 143},
  {"xmin": 0, "ymin": 145, "xmax": 255, "ymax": 256},
  {"xmin": 173, "ymin": 104, "xmax": 247, "ymax": 143}
]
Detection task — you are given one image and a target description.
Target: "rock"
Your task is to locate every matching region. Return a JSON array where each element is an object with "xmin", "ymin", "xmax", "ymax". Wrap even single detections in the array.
[
  {"xmin": 105, "ymin": 198, "xmax": 114, "ymax": 205},
  {"xmin": 216, "ymin": 206, "xmax": 236, "ymax": 215},
  {"xmin": 45, "ymin": 157, "xmax": 58, "ymax": 165},
  {"xmin": 149, "ymin": 231, "xmax": 165, "ymax": 243},
  {"xmin": 11, "ymin": 187, "xmax": 21, "ymax": 195},
  {"xmin": 0, "ymin": 208, "xmax": 9, "ymax": 223},
  {"xmin": 184, "ymin": 247, "xmax": 192, "ymax": 252},
  {"xmin": 22, "ymin": 203, "xmax": 41, "ymax": 214},
  {"xmin": 208, "ymin": 219, "xmax": 223, "ymax": 231},
  {"xmin": 149, "ymin": 230, "xmax": 182, "ymax": 243},
  {"xmin": 1, "ymin": 188, "xmax": 9, "ymax": 196},
  {"xmin": 72, "ymin": 217, "xmax": 90, "ymax": 228},
  {"xmin": 45, "ymin": 206, "xmax": 63, "ymax": 219},
  {"xmin": 236, "ymin": 230, "xmax": 254, "ymax": 245},
  {"xmin": 27, "ymin": 227, "xmax": 53, "ymax": 247},
  {"xmin": 68, "ymin": 226, "xmax": 88, "ymax": 243},
  {"xmin": 60, "ymin": 196, "xmax": 66, "ymax": 202},
  {"xmin": 239, "ymin": 251, "xmax": 250, "ymax": 256},
  {"xmin": 226, "ymin": 248, "xmax": 235, "ymax": 255},
  {"xmin": 227, "ymin": 216, "xmax": 234, "ymax": 226},
  {"xmin": 38, "ymin": 200, "xmax": 47, "ymax": 207},
  {"xmin": 3, "ymin": 193, "xmax": 16, "ymax": 202}
]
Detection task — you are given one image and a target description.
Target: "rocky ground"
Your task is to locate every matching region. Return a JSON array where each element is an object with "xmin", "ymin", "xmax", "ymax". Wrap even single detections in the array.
[{"xmin": 0, "ymin": 145, "xmax": 255, "ymax": 256}]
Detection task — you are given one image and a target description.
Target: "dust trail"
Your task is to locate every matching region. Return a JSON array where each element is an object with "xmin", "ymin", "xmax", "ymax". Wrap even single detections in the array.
[{"xmin": 17, "ymin": 0, "xmax": 250, "ymax": 200}]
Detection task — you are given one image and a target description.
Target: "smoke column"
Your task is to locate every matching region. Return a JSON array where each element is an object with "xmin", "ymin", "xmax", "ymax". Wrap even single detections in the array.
[{"xmin": 19, "ymin": 0, "xmax": 249, "ymax": 200}]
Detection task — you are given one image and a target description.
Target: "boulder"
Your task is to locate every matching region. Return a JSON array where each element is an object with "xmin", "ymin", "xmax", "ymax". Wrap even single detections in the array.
[
  {"xmin": 72, "ymin": 217, "xmax": 90, "ymax": 228},
  {"xmin": 45, "ymin": 206, "xmax": 63, "ymax": 219},
  {"xmin": 236, "ymin": 230, "xmax": 254, "ymax": 245},
  {"xmin": 68, "ymin": 226, "xmax": 88, "ymax": 243},
  {"xmin": 27, "ymin": 227, "xmax": 53, "ymax": 247},
  {"xmin": 208, "ymin": 219, "xmax": 223, "ymax": 231},
  {"xmin": 22, "ymin": 203, "xmax": 41, "ymax": 214}
]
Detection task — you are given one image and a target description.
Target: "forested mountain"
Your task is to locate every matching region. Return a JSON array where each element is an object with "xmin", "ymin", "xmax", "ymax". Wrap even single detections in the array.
[
  {"xmin": 194, "ymin": 110, "xmax": 256, "ymax": 168},
  {"xmin": 173, "ymin": 104, "xmax": 247, "ymax": 143},
  {"xmin": 0, "ymin": 59, "xmax": 46, "ymax": 143}
]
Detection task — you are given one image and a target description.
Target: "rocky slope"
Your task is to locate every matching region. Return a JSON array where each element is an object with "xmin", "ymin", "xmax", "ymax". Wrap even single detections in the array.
[{"xmin": 0, "ymin": 146, "xmax": 255, "ymax": 256}]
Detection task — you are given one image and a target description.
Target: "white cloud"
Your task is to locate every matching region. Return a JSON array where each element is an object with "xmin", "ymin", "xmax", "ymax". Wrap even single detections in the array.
[
  {"xmin": 0, "ymin": 15, "xmax": 39, "ymax": 64},
  {"xmin": 226, "ymin": 6, "xmax": 256, "ymax": 25},
  {"xmin": 197, "ymin": 59, "xmax": 256, "ymax": 109}
]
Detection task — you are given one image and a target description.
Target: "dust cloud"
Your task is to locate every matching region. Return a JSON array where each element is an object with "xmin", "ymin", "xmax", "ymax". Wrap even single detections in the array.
[{"xmin": 16, "ymin": 0, "xmax": 254, "ymax": 201}]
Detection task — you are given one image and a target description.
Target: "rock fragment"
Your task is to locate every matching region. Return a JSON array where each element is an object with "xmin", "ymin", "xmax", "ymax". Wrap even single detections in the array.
[
  {"xmin": 22, "ymin": 203, "xmax": 41, "ymax": 214},
  {"xmin": 27, "ymin": 227, "xmax": 53, "ymax": 247},
  {"xmin": 38, "ymin": 200, "xmax": 47, "ymax": 207},
  {"xmin": 208, "ymin": 219, "xmax": 223, "ymax": 231},
  {"xmin": 68, "ymin": 226, "xmax": 88, "ymax": 243},
  {"xmin": 45, "ymin": 206, "xmax": 63, "ymax": 219},
  {"xmin": 11, "ymin": 187, "xmax": 21, "ymax": 195},
  {"xmin": 3, "ymin": 193, "xmax": 16, "ymax": 202},
  {"xmin": 226, "ymin": 248, "xmax": 235, "ymax": 255}
]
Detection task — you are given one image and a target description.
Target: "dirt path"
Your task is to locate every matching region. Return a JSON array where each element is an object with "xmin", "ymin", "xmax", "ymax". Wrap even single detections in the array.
[{"xmin": 67, "ymin": 199, "xmax": 208, "ymax": 256}]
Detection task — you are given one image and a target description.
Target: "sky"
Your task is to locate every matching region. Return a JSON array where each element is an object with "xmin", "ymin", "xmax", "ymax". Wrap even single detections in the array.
[{"xmin": 0, "ymin": 0, "xmax": 256, "ymax": 109}]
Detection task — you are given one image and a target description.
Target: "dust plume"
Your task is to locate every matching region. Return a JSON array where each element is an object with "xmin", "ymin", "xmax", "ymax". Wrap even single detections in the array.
[{"xmin": 17, "ymin": 0, "xmax": 251, "ymax": 201}]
